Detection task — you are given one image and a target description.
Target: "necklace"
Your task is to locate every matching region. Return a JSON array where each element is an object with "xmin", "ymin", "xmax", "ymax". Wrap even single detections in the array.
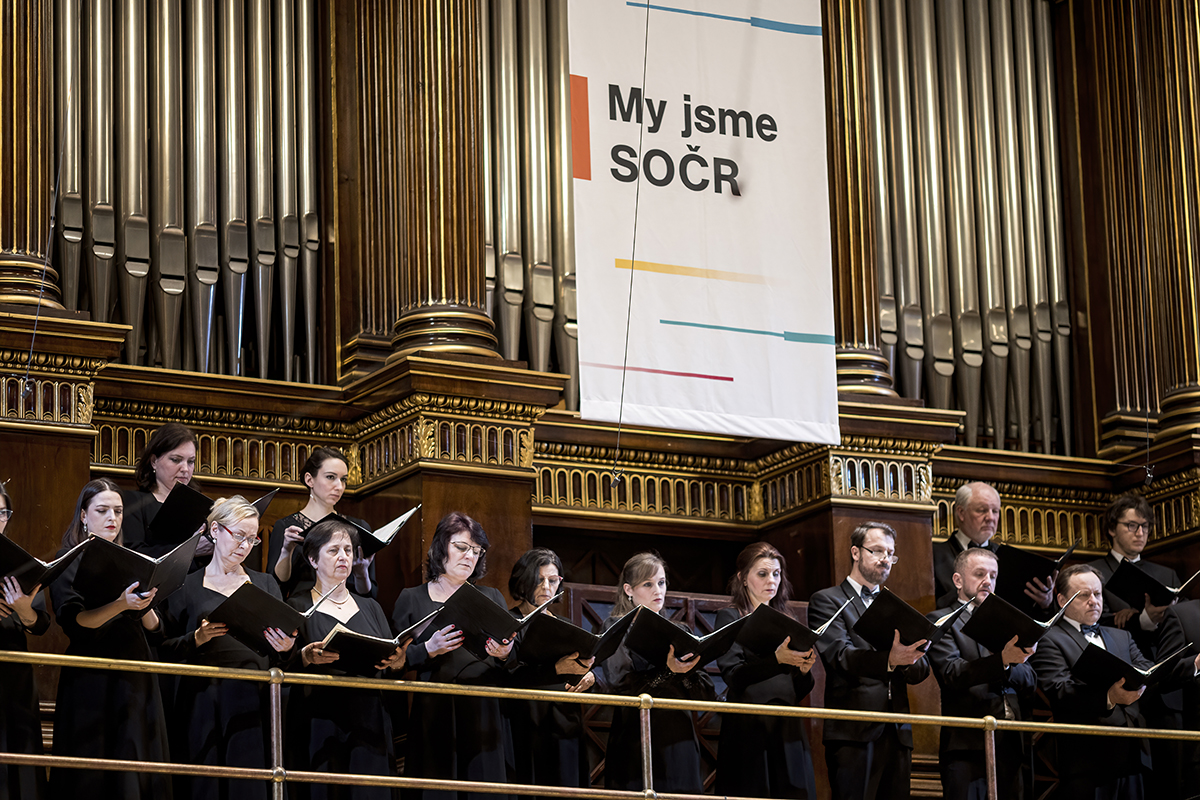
[{"xmin": 315, "ymin": 586, "xmax": 351, "ymax": 606}]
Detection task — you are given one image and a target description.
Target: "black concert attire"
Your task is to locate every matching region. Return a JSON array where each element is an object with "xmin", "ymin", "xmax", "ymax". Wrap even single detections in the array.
[
  {"xmin": 595, "ymin": 611, "xmax": 715, "ymax": 794},
  {"xmin": 932, "ymin": 532, "xmax": 1000, "ymax": 609},
  {"xmin": 926, "ymin": 602, "xmax": 1037, "ymax": 799},
  {"xmin": 714, "ymin": 605, "xmax": 817, "ymax": 799},
  {"xmin": 287, "ymin": 591, "xmax": 398, "ymax": 800},
  {"xmin": 160, "ymin": 569, "xmax": 289, "ymax": 800},
  {"xmin": 1030, "ymin": 619, "xmax": 1152, "ymax": 800},
  {"xmin": 267, "ymin": 512, "xmax": 377, "ymax": 600},
  {"xmin": 503, "ymin": 607, "xmax": 589, "ymax": 795},
  {"xmin": 0, "ymin": 590, "xmax": 49, "ymax": 800},
  {"xmin": 390, "ymin": 583, "xmax": 513, "ymax": 800},
  {"xmin": 47, "ymin": 548, "xmax": 173, "ymax": 800},
  {"xmin": 1087, "ymin": 551, "xmax": 1185, "ymax": 799},
  {"xmin": 808, "ymin": 579, "xmax": 930, "ymax": 800},
  {"xmin": 1157, "ymin": 600, "xmax": 1200, "ymax": 792}
]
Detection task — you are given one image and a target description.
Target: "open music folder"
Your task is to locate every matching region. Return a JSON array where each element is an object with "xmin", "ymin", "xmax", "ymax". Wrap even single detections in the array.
[
  {"xmin": 0, "ymin": 536, "xmax": 92, "ymax": 595},
  {"xmin": 853, "ymin": 588, "xmax": 969, "ymax": 652},
  {"xmin": 72, "ymin": 532, "xmax": 203, "ymax": 612}
]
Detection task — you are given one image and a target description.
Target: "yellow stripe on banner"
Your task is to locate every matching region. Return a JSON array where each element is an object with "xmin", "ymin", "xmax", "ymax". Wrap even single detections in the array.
[{"xmin": 614, "ymin": 258, "xmax": 768, "ymax": 284}]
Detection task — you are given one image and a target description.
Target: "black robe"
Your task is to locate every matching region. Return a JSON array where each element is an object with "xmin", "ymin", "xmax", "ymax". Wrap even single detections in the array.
[
  {"xmin": 0, "ymin": 590, "xmax": 49, "ymax": 800},
  {"xmin": 47, "ymin": 546, "xmax": 173, "ymax": 800},
  {"xmin": 286, "ymin": 592, "xmax": 397, "ymax": 800},
  {"xmin": 714, "ymin": 606, "xmax": 816, "ymax": 799},
  {"xmin": 160, "ymin": 569, "xmax": 288, "ymax": 800},
  {"xmin": 390, "ymin": 583, "xmax": 512, "ymax": 800},
  {"xmin": 503, "ymin": 607, "xmax": 589, "ymax": 794},
  {"xmin": 595, "ymin": 612, "xmax": 715, "ymax": 794}
]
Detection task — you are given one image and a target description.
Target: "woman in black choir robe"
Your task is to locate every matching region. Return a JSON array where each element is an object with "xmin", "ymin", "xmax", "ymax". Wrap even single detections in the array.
[
  {"xmin": 267, "ymin": 447, "xmax": 376, "ymax": 598},
  {"xmin": 159, "ymin": 495, "xmax": 297, "ymax": 800},
  {"xmin": 597, "ymin": 552, "xmax": 715, "ymax": 794},
  {"xmin": 121, "ymin": 422, "xmax": 214, "ymax": 562},
  {"xmin": 503, "ymin": 549, "xmax": 596, "ymax": 794},
  {"xmin": 0, "ymin": 483, "xmax": 51, "ymax": 800},
  {"xmin": 715, "ymin": 542, "xmax": 817, "ymax": 799},
  {"xmin": 47, "ymin": 478, "xmax": 173, "ymax": 800},
  {"xmin": 390, "ymin": 512, "xmax": 514, "ymax": 800},
  {"xmin": 286, "ymin": 518, "xmax": 407, "ymax": 800}
]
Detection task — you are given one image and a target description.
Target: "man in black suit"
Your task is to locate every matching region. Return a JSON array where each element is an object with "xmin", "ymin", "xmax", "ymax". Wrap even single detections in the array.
[
  {"xmin": 809, "ymin": 521, "xmax": 930, "ymax": 800},
  {"xmin": 933, "ymin": 482, "xmax": 1054, "ymax": 613},
  {"xmin": 1086, "ymin": 493, "xmax": 1184, "ymax": 798},
  {"xmin": 1157, "ymin": 599, "xmax": 1200, "ymax": 789},
  {"xmin": 927, "ymin": 547, "xmax": 1037, "ymax": 799},
  {"xmin": 1030, "ymin": 564, "xmax": 1153, "ymax": 800}
]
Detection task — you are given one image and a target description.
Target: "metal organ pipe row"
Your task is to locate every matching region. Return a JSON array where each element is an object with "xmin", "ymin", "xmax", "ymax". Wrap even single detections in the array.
[
  {"xmin": 865, "ymin": 0, "xmax": 1071, "ymax": 452},
  {"xmin": 54, "ymin": 0, "xmax": 321, "ymax": 381}
]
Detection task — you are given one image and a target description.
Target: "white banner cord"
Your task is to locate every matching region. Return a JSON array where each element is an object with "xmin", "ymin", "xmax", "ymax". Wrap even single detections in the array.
[{"xmin": 609, "ymin": 1, "xmax": 653, "ymax": 485}]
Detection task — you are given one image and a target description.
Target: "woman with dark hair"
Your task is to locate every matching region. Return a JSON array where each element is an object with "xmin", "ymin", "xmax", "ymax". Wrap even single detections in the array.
[
  {"xmin": 267, "ymin": 446, "xmax": 375, "ymax": 598},
  {"xmin": 0, "ymin": 483, "xmax": 51, "ymax": 800},
  {"xmin": 47, "ymin": 478, "xmax": 172, "ymax": 800},
  {"xmin": 159, "ymin": 495, "xmax": 296, "ymax": 800},
  {"xmin": 504, "ymin": 548, "xmax": 594, "ymax": 794},
  {"xmin": 122, "ymin": 422, "xmax": 211, "ymax": 560},
  {"xmin": 597, "ymin": 552, "xmax": 714, "ymax": 793},
  {"xmin": 389, "ymin": 512, "xmax": 514, "ymax": 800},
  {"xmin": 286, "ymin": 518, "xmax": 406, "ymax": 800},
  {"xmin": 715, "ymin": 542, "xmax": 817, "ymax": 798}
]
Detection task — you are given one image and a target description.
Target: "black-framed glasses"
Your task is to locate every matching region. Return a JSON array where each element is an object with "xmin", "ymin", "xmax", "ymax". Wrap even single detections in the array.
[
  {"xmin": 217, "ymin": 523, "xmax": 261, "ymax": 548},
  {"xmin": 1119, "ymin": 520, "xmax": 1149, "ymax": 534},
  {"xmin": 450, "ymin": 541, "xmax": 484, "ymax": 558},
  {"xmin": 861, "ymin": 547, "xmax": 899, "ymax": 564}
]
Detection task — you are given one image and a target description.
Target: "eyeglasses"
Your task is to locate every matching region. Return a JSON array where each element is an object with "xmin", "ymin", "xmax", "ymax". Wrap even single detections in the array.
[
  {"xmin": 861, "ymin": 547, "xmax": 899, "ymax": 564},
  {"xmin": 450, "ymin": 541, "xmax": 485, "ymax": 558},
  {"xmin": 1118, "ymin": 521, "xmax": 1149, "ymax": 534},
  {"xmin": 0, "ymin": 509, "xmax": 11, "ymax": 521},
  {"xmin": 217, "ymin": 523, "xmax": 261, "ymax": 548}
]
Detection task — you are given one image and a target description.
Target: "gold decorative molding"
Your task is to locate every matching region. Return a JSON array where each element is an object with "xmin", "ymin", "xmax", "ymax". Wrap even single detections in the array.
[{"xmin": 1142, "ymin": 467, "xmax": 1200, "ymax": 545}]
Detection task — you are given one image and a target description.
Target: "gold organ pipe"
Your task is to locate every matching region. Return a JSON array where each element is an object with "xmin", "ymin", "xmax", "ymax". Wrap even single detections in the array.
[
  {"xmin": 481, "ymin": 0, "xmax": 497, "ymax": 319},
  {"xmin": 87, "ymin": 0, "xmax": 116, "ymax": 322},
  {"xmin": 864, "ymin": 0, "xmax": 897, "ymax": 375},
  {"xmin": 492, "ymin": 0, "xmax": 525, "ymax": 360},
  {"xmin": 57, "ymin": 0, "xmax": 83, "ymax": 311},
  {"xmin": 118, "ymin": 0, "xmax": 150, "ymax": 362},
  {"xmin": 547, "ymin": 0, "xmax": 579, "ymax": 410}
]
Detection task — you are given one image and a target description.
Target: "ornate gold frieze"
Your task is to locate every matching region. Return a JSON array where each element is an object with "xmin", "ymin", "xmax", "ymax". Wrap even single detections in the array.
[
  {"xmin": 92, "ymin": 398, "xmax": 345, "ymax": 436},
  {"xmin": 0, "ymin": 350, "xmax": 109, "ymax": 377},
  {"xmin": 0, "ymin": 373, "xmax": 94, "ymax": 426},
  {"xmin": 1141, "ymin": 468, "xmax": 1200, "ymax": 544}
]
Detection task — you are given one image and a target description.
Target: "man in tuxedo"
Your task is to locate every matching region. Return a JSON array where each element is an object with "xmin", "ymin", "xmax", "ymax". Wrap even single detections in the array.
[
  {"xmin": 1157, "ymin": 599, "xmax": 1200, "ymax": 788},
  {"xmin": 933, "ymin": 482, "xmax": 1054, "ymax": 613},
  {"xmin": 927, "ymin": 548, "xmax": 1037, "ymax": 799},
  {"xmin": 809, "ymin": 521, "xmax": 930, "ymax": 800},
  {"xmin": 1086, "ymin": 493, "xmax": 1184, "ymax": 797},
  {"xmin": 1030, "ymin": 564, "xmax": 1152, "ymax": 799}
]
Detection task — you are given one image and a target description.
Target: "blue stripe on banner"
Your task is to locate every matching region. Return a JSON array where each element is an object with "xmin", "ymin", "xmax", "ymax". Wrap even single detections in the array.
[
  {"xmin": 750, "ymin": 17, "xmax": 822, "ymax": 36},
  {"xmin": 660, "ymin": 319, "xmax": 835, "ymax": 345},
  {"xmin": 625, "ymin": 3, "xmax": 822, "ymax": 35}
]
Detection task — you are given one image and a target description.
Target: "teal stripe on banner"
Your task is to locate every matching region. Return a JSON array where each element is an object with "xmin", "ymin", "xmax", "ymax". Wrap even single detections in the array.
[
  {"xmin": 660, "ymin": 319, "xmax": 835, "ymax": 345},
  {"xmin": 625, "ymin": 3, "xmax": 822, "ymax": 35}
]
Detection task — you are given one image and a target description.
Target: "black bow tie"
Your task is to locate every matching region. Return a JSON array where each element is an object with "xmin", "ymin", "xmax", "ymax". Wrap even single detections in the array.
[
  {"xmin": 861, "ymin": 587, "xmax": 878, "ymax": 603},
  {"xmin": 1081, "ymin": 623, "xmax": 1102, "ymax": 636}
]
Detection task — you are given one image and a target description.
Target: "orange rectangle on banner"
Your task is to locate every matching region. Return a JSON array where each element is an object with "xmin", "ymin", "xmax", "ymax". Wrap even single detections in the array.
[{"xmin": 570, "ymin": 74, "xmax": 591, "ymax": 180}]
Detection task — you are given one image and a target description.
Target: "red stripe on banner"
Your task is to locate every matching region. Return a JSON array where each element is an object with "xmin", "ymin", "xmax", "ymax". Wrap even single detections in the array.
[
  {"xmin": 582, "ymin": 362, "xmax": 735, "ymax": 382},
  {"xmin": 570, "ymin": 74, "xmax": 591, "ymax": 180}
]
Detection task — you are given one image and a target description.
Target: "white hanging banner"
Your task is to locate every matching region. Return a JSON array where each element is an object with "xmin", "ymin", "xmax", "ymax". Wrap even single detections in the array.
[{"xmin": 570, "ymin": 0, "xmax": 840, "ymax": 445}]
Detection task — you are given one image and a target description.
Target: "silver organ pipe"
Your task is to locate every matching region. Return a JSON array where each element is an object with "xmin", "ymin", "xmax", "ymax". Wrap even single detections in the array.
[
  {"xmin": 864, "ymin": 0, "xmax": 897, "ymax": 378},
  {"xmin": 908, "ymin": 0, "xmax": 954, "ymax": 409},
  {"xmin": 57, "ymin": 0, "xmax": 83, "ymax": 312},
  {"xmin": 547, "ymin": 0, "xmax": 579, "ymax": 410},
  {"xmin": 87, "ymin": 0, "xmax": 116, "ymax": 322},
  {"xmin": 297, "ymin": 0, "xmax": 319, "ymax": 383},
  {"xmin": 248, "ymin": 0, "xmax": 276, "ymax": 379},
  {"xmin": 492, "ymin": 0, "xmax": 524, "ymax": 360},
  {"xmin": 518, "ymin": 0, "xmax": 554, "ymax": 373},
  {"xmin": 481, "ymin": 0, "xmax": 497, "ymax": 320},
  {"xmin": 880, "ymin": 0, "xmax": 925, "ymax": 399},
  {"xmin": 1035, "ymin": 0, "xmax": 1073, "ymax": 455},
  {"xmin": 118, "ymin": 0, "xmax": 150, "ymax": 365},
  {"xmin": 1012, "ymin": 0, "xmax": 1053, "ymax": 452},
  {"xmin": 219, "ymin": 0, "xmax": 248, "ymax": 377},
  {"xmin": 965, "ymin": 0, "xmax": 1009, "ymax": 448},
  {"xmin": 937, "ymin": 0, "xmax": 984, "ymax": 446},
  {"xmin": 989, "ymin": 0, "xmax": 1032, "ymax": 451},
  {"xmin": 274, "ymin": 0, "xmax": 299, "ymax": 382},
  {"xmin": 188, "ymin": 0, "xmax": 219, "ymax": 374}
]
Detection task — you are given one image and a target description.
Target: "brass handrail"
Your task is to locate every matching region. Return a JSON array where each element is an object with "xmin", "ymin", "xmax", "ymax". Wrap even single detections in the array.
[{"xmin": 4, "ymin": 648, "xmax": 1198, "ymax": 800}]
